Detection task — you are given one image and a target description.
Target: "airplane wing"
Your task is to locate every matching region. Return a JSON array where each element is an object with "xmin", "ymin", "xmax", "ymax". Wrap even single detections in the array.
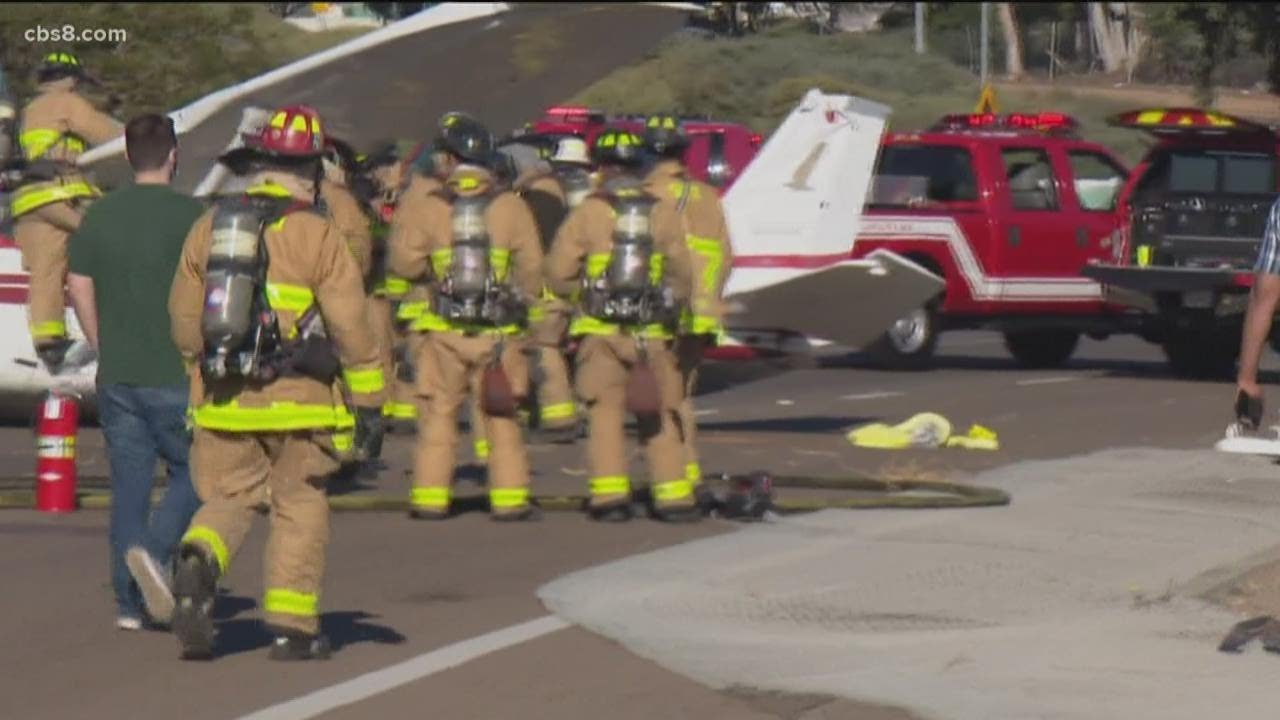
[
  {"xmin": 723, "ymin": 250, "xmax": 943, "ymax": 350},
  {"xmin": 717, "ymin": 89, "xmax": 944, "ymax": 353}
]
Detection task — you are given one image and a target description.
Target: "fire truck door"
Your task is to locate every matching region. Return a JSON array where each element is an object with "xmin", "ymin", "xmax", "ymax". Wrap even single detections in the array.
[{"xmin": 993, "ymin": 146, "xmax": 1083, "ymax": 301}]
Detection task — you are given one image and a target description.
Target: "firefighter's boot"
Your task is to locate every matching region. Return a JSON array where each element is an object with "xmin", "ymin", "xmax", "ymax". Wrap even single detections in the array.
[
  {"xmin": 172, "ymin": 546, "xmax": 219, "ymax": 661},
  {"xmin": 268, "ymin": 629, "xmax": 333, "ymax": 661}
]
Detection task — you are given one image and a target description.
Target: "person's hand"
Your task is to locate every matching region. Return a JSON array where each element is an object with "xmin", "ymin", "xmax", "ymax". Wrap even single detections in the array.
[{"xmin": 1235, "ymin": 383, "xmax": 1264, "ymax": 430}]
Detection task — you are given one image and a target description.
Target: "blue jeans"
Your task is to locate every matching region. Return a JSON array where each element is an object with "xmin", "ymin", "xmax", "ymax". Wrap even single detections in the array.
[{"xmin": 98, "ymin": 383, "xmax": 200, "ymax": 619}]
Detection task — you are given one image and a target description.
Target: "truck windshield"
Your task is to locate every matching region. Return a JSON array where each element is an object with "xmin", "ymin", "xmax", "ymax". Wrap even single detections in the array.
[
  {"xmin": 1161, "ymin": 150, "xmax": 1276, "ymax": 195},
  {"xmin": 869, "ymin": 145, "xmax": 978, "ymax": 207}
]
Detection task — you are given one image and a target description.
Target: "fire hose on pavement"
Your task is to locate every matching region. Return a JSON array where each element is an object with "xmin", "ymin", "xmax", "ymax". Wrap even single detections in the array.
[{"xmin": 0, "ymin": 471, "xmax": 1011, "ymax": 515}]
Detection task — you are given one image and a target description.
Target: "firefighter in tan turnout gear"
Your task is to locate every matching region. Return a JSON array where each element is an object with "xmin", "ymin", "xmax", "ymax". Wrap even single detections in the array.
[
  {"xmin": 389, "ymin": 113, "xmax": 544, "ymax": 522},
  {"xmin": 389, "ymin": 121, "xmax": 494, "ymax": 460},
  {"xmin": 12, "ymin": 52, "xmax": 122, "ymax": 367},
  {"xmin": 163, "ymin": 105, "xmax": 385, "ymax": 661},
  {"xmin": 641, "ymin": 114, "xmax": 734, "ymax": 500},
  {"xmin": 546, "ymin": 128, "xmax": 699, "ymax": 523},
  {"xmin": 362, "ymin": 144, "xmax": 421, "ymax": 426},
  {"xmin": 319, "ymin": 136, "xmax": 375, "ymax": 279},
  {"xmin": 516, "ymin": 136, "xmax": 596, "ymax": 439}
]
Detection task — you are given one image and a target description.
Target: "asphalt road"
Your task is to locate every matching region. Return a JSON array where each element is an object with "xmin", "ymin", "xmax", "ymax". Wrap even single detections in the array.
[
  {"xmin": 0, "ymin": 331, "xmax": 1269, "ymax": 720},
  {"xmin": 86, "ymin": 2, "xmax": 690, "ymax": 193}
]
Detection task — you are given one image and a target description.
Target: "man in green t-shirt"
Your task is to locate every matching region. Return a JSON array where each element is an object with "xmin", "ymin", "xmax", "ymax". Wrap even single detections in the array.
[{"xmin": 67, "ymin": 114, "xmax": 203, "ymax": 632}]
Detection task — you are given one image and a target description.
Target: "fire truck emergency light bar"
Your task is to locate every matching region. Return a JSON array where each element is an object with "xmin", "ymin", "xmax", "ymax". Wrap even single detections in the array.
[{"xmin": 933, "ymin": 112, "xmax": 1079, "ymax": 134}]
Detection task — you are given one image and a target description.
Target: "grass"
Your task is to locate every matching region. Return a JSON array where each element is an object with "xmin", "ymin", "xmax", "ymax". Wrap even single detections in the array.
[
  {"xmin": 209, "ymin": 3, "xmax": 377, "ymax": 73},
  {"xmin": 569, "ymin": 22, "xmax": 1158, "ymax": 165}
]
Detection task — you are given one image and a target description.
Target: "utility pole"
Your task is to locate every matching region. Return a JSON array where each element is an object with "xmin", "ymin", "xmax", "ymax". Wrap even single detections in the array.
[
  {"xmin": 914, "ymin": 2, "xmax": 926, "ymax": 54},
  {"xmin": 979, "ymin": 1, "xmax": 990, "ymax": 86}
]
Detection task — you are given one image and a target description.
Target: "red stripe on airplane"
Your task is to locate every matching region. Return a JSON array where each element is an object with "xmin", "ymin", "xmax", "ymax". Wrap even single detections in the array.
[
  {"xmin": 0, "ymin": 273, "xmax": 28, "ymax": 283},
  {"xmin": 732, "ymin": 253, "xmax": 851, "ymax": 269},
  {"xmin": 0, "ymin": 286, "xmax": 28, "ymax": 303}
]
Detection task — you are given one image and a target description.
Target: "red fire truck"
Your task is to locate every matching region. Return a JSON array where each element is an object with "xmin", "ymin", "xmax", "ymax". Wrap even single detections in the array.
[
  {"xmin": 1081, "ymin": 108, "xmax": 1280, "ymax": 379},
  {"xmin": 852, "ymin": 111, "xmax": 1132, "ymax": 369}
]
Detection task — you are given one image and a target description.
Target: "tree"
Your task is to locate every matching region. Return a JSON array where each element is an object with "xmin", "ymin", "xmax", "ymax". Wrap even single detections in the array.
[
  {"xmin": 1087, "ymin": 2, "xmax": 1146, "ymax": 80},
  {"xmin": 996, "ymin": 3, "xmax": 1024, "ymax": 79},
  {"xmin": 1141, "ymin": 3, "xmax": 1250, "ymax": 106}
]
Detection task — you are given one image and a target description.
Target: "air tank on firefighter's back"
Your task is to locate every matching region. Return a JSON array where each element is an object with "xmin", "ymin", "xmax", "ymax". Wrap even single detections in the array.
[
  {"xmin": 449, "ymin": 196, "xmax": 491, "ymax": 296},
  {"xmin": 202, "ymin": 204, "xmax": 262, "ymax": 370},
  {"xmin": 608, "ymin": 194, "xmax": 656, "ymax": 292}
]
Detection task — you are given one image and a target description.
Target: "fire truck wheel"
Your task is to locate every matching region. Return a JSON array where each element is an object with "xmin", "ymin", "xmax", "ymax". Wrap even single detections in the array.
[
  {"xmin": 1003, "ymin": 329, "xmax": 1080, "ymax": 369},
  {"xmin": 1162, "ymin": 329, "xmax": 1238, "ymax": 380},
  {"xmin": 868, "ymin": 304, "xmax": 939, "ymax": 371}
]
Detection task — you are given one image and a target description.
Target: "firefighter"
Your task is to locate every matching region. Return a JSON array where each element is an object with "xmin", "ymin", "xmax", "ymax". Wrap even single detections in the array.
[
  {"xmin": 515, "ymin": 136, "xmax": 596, "ymax": 439},
  {"xmin": 545, "ymin": 128, "xmax": 698, "ymax": 523},
  {"xmin": 390, "ymin": 119, "xmax": 492, "ymax": 461},
  {"xmin": 361, "ymin": 143, "xmax": 422, "ymax": 427},
  {"xmin": 164, "ymin": 105, "xmax": 385, "ymax": 661},
  {"xmin": 12, "ymin": 51, "xmax": 123, "ymax": 368},
  {"xmin": 389, "ymin": 113, "xmax": 544, "ymax": 522},
  {"xmin": 641, "ymin": 113, "xmax": 734, "ymax": 500},
  {"xmin": 320, "ymin": 136, "xmax": 374, "ymax": 278}
]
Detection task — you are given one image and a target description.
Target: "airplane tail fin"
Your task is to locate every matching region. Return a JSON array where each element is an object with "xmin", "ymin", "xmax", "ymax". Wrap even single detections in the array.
[
  {"xmin": 722, "ymin": 88, "xmax": 891, "ymax": 294},
  {"xmin": 717, "ymin": 89, "xmax": 943, "ymax": 351}
]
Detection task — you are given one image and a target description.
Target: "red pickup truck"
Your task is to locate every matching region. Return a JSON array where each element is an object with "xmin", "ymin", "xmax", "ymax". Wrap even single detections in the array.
[{"xmin": 851, "ymin": 112, "xmax": 1132, "ymax": 369}]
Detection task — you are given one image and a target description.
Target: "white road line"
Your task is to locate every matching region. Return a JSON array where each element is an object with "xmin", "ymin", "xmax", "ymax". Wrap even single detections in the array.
[
  {"xmin": 694, "ymin": 408, "xmax": 720, "ymax": 417},
  {"xmin": 842, "ymin": 391, "xmax": 906, "ymax": 401},
  {"xmin": 1015, "ymin": 376, "xmax": 1078, "ymax": 386},
  {"xmin": 236, "ymin": 615, "xmax": 571, "ymax": 720}
]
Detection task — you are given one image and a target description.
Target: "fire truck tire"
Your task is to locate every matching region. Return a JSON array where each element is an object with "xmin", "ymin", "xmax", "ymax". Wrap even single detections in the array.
[
  {"xmin": 867, "ymin": 302, "xmax": 939, "ymax": 371},
  {"xmin": 1162, "ymin": 330, "xmax": 1238, "ymax": 380},
  {"xmin": 1003, "ymin": 329, "xmax": 1079, "ymax": 369}
]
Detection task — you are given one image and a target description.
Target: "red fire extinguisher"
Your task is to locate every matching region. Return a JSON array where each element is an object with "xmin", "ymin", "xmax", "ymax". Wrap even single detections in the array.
[{"xmin": 35, "ymin": 390, "xmax": 78, "ymax": 513}]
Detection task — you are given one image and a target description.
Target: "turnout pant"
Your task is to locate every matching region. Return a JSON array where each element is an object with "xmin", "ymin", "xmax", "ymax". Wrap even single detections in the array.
[
  {"xmin": 573, "ymin": 334, "xmax": 691, "ymax": 511},
  {"xmin": 675, "ymin": 334, "xmax": 712, "ymax": 486},
  {"xmin": 14, "ymin": 201, "xmax": 83, "ymax": 347},
  {"xmin": 181, "ymin": 428, "xmax": 340, "ymax": 636},
  {"xmin": 412, "ymin": 331, "xmax": 530, "ymax": 516},
  {"xmin": 529, "ymin": 308, "xmax": 577, "ymax": 430}
]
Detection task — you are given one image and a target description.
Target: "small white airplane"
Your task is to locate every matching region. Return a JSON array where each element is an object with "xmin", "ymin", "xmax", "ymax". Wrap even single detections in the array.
[
  {"xmin": 0, "ymin": 77, "xmax": 940, "ymax": 414},
  {"xmin": 713, "ymin": 88, "xmax": 943, "ymax": 360}
]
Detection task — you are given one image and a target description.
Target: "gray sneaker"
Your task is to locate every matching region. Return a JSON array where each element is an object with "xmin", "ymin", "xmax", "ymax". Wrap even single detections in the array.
[{"xmin": 126, "ymin": 546, "xmax": 175, "ymax": 625}]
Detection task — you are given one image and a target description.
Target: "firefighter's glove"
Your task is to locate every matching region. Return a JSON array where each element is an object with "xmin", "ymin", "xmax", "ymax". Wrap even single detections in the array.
[
  {"xmin": 354, "ymin": 406, "xmax": 385, "ymax": 462},
  {"xmin": 1235, "ymin": 388, "xmax": 1264, "ymax": 431}
]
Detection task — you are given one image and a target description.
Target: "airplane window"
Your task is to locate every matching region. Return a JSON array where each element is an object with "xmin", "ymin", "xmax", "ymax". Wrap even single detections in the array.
[{"xmin": 869, "ymin": 145, "xmax": 978, "ymax": 207}]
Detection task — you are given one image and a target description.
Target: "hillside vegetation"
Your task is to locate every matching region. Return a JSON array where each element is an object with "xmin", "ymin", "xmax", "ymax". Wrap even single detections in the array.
[
  {"xmin": 571, "ymin": 22, "xmax": 1160, "ymax": 164},
  {"xmin": 0, "ymin": 3, "xmax": 371, "ymax": 121}
]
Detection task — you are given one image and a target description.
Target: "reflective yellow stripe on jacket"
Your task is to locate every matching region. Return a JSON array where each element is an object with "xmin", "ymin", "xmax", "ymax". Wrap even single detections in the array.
[
  {"xmin": 19, "ymin": 128, "xmax": 86, "ymax": 160},
  {"xmin": 191, "ymin": 399, "xmax": 356, "ymax": 432},
  {"xmin": 374, "ymin": 275, "xmax": 411, "ymax": 299},
  {"xmin": 682, "ymin": 235, "xmax": 725, "ymax": 336},
  {"xmin": 11, "ymin": 180, "xmax": 100, "ymax": 217}
]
